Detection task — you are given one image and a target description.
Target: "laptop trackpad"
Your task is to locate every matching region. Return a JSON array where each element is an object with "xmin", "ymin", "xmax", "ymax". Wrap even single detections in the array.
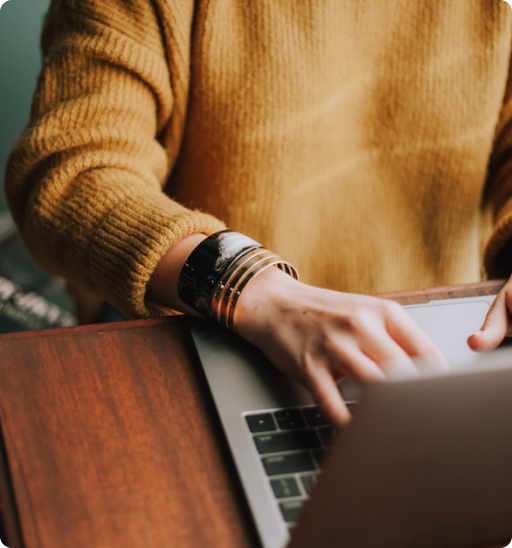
[
  {"xmin": 341, "ymin": 298, "xmax": 493, "ymax": 401},
  {"xmin": 405, "ymin": 299, "xmax": 491, "ymax": 367}
]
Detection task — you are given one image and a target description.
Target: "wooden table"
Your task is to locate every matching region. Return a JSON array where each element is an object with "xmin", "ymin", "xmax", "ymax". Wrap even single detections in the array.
[{"xmin": 0, "ymin": 280, "xmax": 506, "ymax": 548}]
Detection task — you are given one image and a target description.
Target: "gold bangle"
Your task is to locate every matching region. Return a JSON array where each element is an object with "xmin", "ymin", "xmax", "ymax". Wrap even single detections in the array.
[
  {"xmin": 224, "ymin": 256, "xmax": 293, "ymax": 332},
  {"xmin": 212, "ymin": 249, "xmax": 273, "ymax": 324},
  {"xmin": 210, "ymin": 247, "xmax": 298, "ymax": 332}
]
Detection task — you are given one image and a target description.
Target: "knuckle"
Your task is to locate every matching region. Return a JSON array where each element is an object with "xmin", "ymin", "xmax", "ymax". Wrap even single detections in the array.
[
  {"xmin": 346, "ymin": 309, "xmax": 372, "ymax": 333},
  {"xmin": 380, "ymin": 299, "xmax": 405, "ymax": 322},
  {"xmin": 303, "ymin": 336, "xmax": 349, "ymax": 376},
  {"xmin": 301, "ymin": 346, "xmax": 325, "ymax": 381},
  {"xmin": 382, "ymin": 299, "xmax": 403, "ymax": 315},
  {"xmin": 324, "ymin": 338, "xmax": 350, "ymax": 366}
]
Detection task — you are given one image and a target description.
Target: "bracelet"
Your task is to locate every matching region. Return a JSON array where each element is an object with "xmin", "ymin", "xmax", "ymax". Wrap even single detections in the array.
[
  {"xmin": 211, "ymin": 248, "xmax": 298, "ymax": 332},
  {"xmin": 178, "ymin": 230, "xmax": 261, "ymax": 317},
  {"xmin": 178, "ymin": 230, "xmax": 298, "ymax": 330}
]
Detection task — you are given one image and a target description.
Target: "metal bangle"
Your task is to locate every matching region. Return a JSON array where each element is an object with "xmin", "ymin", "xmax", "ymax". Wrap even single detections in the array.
[
  {"xmin": 178, "ymin": 229, "xmax": 299, "ymax": 329},
  {"xmin": 210, "ymin": 247, "xmax": 298, "ymax": 332},
  {"xmin": 177, "ymin": 230, "xmax": 261, "ymax": 317}
]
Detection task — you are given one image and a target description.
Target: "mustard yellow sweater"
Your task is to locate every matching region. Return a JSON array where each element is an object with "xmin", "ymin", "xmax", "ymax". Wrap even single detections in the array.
[{"xmin": 5, "ymin": 1, "xmax": 512, "ymax": 318}]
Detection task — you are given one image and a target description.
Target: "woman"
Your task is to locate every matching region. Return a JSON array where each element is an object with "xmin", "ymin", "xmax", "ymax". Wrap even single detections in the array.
[{"xmin": 5, "ymin": 0, "xmax": 512, "ymax": 425}]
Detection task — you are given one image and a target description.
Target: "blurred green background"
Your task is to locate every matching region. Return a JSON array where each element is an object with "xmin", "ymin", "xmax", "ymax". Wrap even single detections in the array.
[{"xmin": 0, "ymin": 0, "xmax": 77, "ymax": 332}]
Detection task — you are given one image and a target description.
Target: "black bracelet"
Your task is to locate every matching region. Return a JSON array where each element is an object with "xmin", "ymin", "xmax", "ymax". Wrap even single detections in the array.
[{"xmin": 178, "ymin": 230, "xmax": 262, "ymax": 317}]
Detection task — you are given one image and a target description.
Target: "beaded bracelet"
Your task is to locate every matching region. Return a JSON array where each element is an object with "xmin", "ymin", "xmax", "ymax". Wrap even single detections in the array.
[{"xmin": 178, "ymin": 230, "xmax": 298, "ymax": 331}]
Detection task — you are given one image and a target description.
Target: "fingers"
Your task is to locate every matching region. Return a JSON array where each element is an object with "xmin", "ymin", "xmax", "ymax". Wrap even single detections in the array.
[
  {"xmin": 300, "ymin": 343, "xmax": 383, "ymax": 427},
  {"xmin": 383, "ymin": 303, "xmax": 449, "ymax": 372},
  {"xmin": 468, "ymin": 289, "xmax": 511, "ymax": 351},
  {"xmin": 360, "ymin": 326, "xmax": 422, "ymax": 378},
  {"xmin": 347, "ymin": 300, "xmax": 448, "ymax": 375},
  {"xmin": 305, "ymin": 366, "xmax": 352, "ymax": 428},
  {"xmin": 304, "ymin": 301, "xmax": 452, "ymax": 426},
  {"xmin": 240, "ymin": 277, "xmax": 451, "ymax": 428},
  {"xmin": 322, "ymin": 336, "xmax": 387, "ymax": 383},
  {"xmin": 303, "ymin": 331, "xmax": 419, "ymax": 428},
  {"xmin": 304, "ymin": 342, "xmax": 417, "ymax": 429}
]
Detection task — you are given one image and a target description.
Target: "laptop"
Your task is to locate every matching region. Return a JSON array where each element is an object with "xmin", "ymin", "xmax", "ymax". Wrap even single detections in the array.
[{"xmin": 191, "ymin": 294, "xmax": 512, "ymax": 548}]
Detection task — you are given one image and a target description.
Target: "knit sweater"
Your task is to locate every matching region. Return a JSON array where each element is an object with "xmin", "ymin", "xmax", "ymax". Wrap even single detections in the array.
[{"xmin": 5, "ymin": 0, "xmax": 512, "ymax": 318}]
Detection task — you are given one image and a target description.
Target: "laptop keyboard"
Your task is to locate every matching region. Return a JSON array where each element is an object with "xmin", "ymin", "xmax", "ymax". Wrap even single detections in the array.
[{"xmin": 244, "ymin": 404, "xmax": 357, "ymax": 527}]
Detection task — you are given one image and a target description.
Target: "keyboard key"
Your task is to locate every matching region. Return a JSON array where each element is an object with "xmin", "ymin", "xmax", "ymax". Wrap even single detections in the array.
[
  {"xmin": 262, "ymin": 452, "xmax": 316, "ymax": 476},
  {"xmin": 270, "ymin": 477, "xmax": 301, "ymax": 498},
  {"xmin": 300, "ymin": 473, "xmax": 318, "ymax": 495},
  {"xmin": 274, "ymin": 409, "xmax": 305, "ymax": 430},
  {"xmin": 279, "ymin": 500, "xmax": 305, "ymax": 523},
  {"xmin": 253, "ymin": 429, "xmax": 321, "ymax": 454},
  {"xmin": 303, "ymin": 406, "xmax": 329, "ymax": 427},
  {"xmin": 246, "ymin": 413, "xmax": 277, "ymax": 433}
]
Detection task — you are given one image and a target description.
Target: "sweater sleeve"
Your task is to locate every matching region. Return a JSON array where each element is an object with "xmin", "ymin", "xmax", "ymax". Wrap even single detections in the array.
[
  {"xmin": 484, "ymin": 47, "xmax": 512, "ymax": 281},
  {"xmin": 4, "ymin": 0, "xmax": 225, "ymax": 318}
]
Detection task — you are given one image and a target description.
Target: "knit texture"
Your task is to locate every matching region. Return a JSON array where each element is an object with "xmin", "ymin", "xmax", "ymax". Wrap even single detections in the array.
[{"xmin": 5, "ymin": 0, "xmax": 512, "ymax": 317}]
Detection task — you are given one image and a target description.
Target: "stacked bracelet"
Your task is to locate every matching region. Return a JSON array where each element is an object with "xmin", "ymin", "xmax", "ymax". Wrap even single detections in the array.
[{"xmin": 178, "ymin": 230, "xmax": 298, "ymax": 332}]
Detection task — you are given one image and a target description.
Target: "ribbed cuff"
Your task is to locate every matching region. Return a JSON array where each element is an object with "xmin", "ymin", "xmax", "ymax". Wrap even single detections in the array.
[
  {"xmin": 89, "ymin": 187, "xmax": 225, "ymax": 318},
  {"xmin": 484, "ymin": 204, "xmax": 512, "ymax": 279}
]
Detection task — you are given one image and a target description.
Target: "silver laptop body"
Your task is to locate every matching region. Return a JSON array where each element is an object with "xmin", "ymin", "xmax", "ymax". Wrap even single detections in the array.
[{"xmin": 191, "ymin": 295, "xmax": 509, "ymax": 548}]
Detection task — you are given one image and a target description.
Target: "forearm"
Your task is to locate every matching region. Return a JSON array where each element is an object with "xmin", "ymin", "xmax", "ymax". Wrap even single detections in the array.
[
  {"xmin": 146, "ymin": 233, "xmax": 208, "ymax": 316},
  {"xmin": 5, "ymin": 1, "xmax": 225, "ymax": 318},
  {"xmin": 147, "ymin": 230, "xmax": 448, "ymax": 427},
  {"xmin": 145, "ymin": 233, "xmax": 290, "ymax": 319}
]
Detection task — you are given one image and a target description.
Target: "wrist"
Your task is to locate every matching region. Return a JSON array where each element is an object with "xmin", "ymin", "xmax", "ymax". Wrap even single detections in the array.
[
  {"xmin": 174, "ymin": 230, "xmax": 298, "ymax": 330},
  {"xmin": 234, "ymin": 266, "xmax": 301, "ymax": 343},
  {"xmin": 146, "ymin": 233, "xmax": 208, "ymax": 316}
]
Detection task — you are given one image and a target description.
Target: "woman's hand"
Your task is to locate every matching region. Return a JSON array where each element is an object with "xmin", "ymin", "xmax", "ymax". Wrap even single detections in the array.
[
  {"xmin": 147, "ymin": 234, "xmax": 448, "ymax": 428},
  {"xmin": 234, "ymin": 267, "xmax": 448, "ymax": 428},
  {"xmin": 468, "ymin": 277, "xmax": 512, "ymax": 351}
]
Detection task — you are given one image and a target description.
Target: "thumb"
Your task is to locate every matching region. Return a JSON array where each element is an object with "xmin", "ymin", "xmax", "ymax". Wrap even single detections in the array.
[{"xmin": 468, "ymin": 292, "xmax": 508, "ymax": 351}]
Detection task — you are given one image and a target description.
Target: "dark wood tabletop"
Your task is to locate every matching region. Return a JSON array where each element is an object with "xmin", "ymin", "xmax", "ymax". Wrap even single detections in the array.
[{"xmin": 0, "ymin": 280, "xmax": 507, "ymax": 548}]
